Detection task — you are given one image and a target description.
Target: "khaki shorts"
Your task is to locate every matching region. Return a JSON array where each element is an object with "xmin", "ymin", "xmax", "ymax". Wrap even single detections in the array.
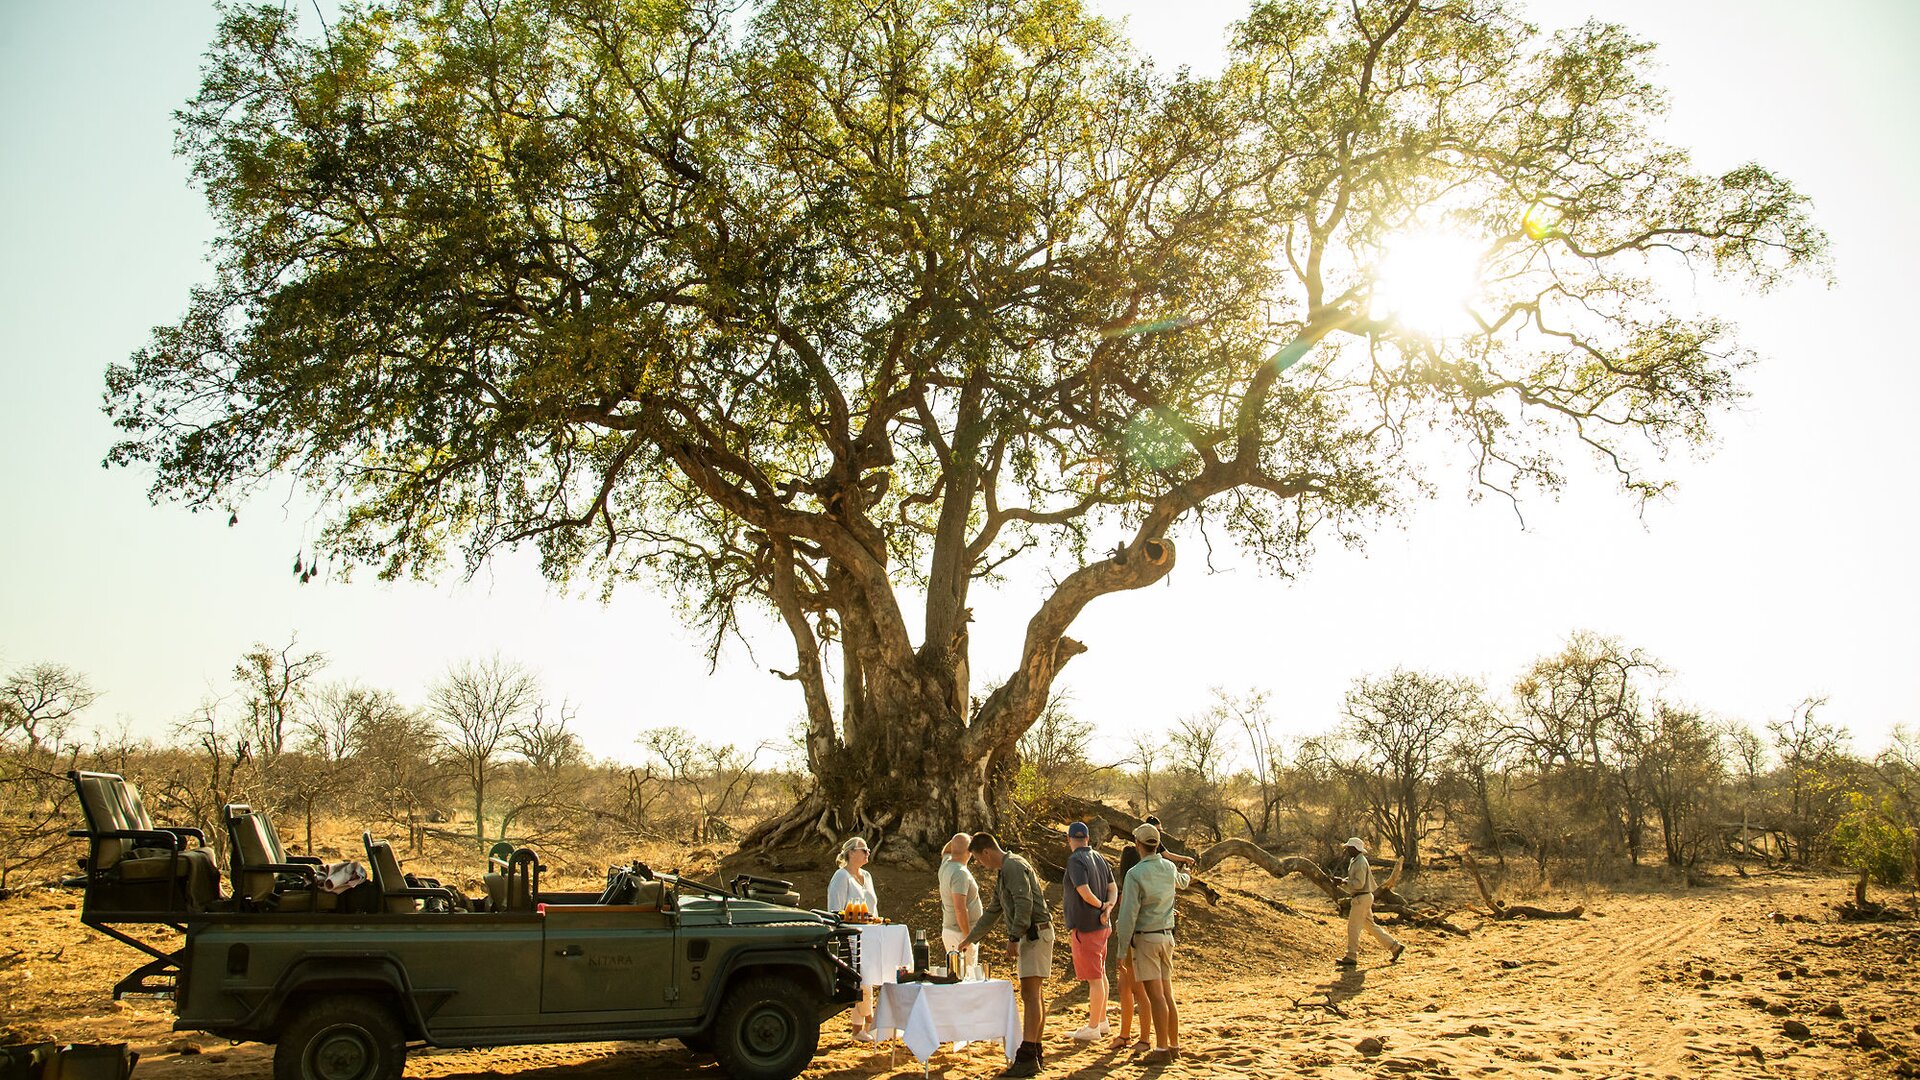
[
  {"xmin": 1129, "ymin": 931, "xmax": 1175, "ymax": 981},
  {"xmin": 1016, "ymin": 925, "xmax": 1056, "ymax": 979}
]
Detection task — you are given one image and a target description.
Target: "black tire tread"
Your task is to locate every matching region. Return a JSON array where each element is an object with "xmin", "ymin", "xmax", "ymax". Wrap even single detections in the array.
[
  {"xmin": 272, "ymin": 994, "xmax": 407, "ymax": 1080},
  {"xmin": 709, "ymin": 973, "xmax": 821, "ymax": 1080}
]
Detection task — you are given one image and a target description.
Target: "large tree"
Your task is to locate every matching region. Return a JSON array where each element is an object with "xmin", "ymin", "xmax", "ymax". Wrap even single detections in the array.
[{"xmin": 105, "ymin": 0, "xmax": 1823, "ymax": 852}]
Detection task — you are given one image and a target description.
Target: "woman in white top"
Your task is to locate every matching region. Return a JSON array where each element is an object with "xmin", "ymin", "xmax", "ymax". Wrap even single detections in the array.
[
  {"xmin": 827, "ymin": 836, "xmax": 878, "ymax": 1038},
  {"xmin": 827, "ymin": 835, "xmax": 878, "ymax": 916}
]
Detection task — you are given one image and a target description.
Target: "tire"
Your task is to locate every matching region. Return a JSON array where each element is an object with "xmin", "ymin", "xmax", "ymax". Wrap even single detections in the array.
[
  {"xmin": 709, "ymin": 974, "xmax": 821, "ymax": 1080},
  {"xmin": 273, "ymin": 995, "xmax": 407, "ymax": 1080}
]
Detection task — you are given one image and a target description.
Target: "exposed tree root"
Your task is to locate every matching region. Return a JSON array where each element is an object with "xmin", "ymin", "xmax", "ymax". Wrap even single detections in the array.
[{"xmin": 1460, "ymin": 848, "xmax": 1584, "ymax": 920}]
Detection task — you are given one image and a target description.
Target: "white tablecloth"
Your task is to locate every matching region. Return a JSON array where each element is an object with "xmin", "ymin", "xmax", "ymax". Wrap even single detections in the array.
[
  {"xmin": 872, "ymin": 980, "xmax": 1021, "ymax": 1065},
  {"xmin": 854, "ymin": 923, "xmax": 914, "ymax": 987}
]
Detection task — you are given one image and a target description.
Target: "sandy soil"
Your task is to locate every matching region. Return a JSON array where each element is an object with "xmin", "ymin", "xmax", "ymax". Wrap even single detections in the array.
[{"xmin": 5, "ymin": 861, "xmax": 1917, "ymax": 1079}]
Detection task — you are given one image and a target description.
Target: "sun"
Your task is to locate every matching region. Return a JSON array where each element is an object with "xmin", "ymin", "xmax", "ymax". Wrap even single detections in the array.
[{"xmin": 1368, "ymin": 228, "xmax": 1486, "ymax": 338}]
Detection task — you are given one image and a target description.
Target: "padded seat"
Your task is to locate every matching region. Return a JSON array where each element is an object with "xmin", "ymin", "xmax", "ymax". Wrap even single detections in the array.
[
  {"xmin": 69, "ymin": 771, "xmax": 219, "ymax": 913},
  {"xmin": 363, "ymin": 832, "xmax": 461, "ymax": 913},
  {"xmin": 223, "ymin": 805, "xmax": 336, "ymax": 913}
]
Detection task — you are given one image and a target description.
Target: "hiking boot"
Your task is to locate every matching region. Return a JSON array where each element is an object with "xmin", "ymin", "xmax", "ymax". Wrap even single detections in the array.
[
  {"xmin": 1390, "ymin": 943, "xmax": 1406, "ymax": 963},
  {"xmin": 1000, "ymin": 1041, "xmax": 1040, "ymax": 1078},
  {"xmin": 1141, "ymin": 1047, "xmax": 1176, "ymax": 1066},
  {"xmin": 1336, "ymin": 957, "xmax": 1358, "ymax": 968}
]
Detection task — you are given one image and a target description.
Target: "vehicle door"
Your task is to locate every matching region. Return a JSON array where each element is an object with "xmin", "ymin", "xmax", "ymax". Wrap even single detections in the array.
[{"xmin": 540, "ymin": 905, "xmax": 677, "ymax": 1014}]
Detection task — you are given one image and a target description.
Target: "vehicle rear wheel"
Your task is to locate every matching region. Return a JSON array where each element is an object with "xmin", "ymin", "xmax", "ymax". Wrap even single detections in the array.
[
  {"xmin": 710, "ymin": 974, "xmax": 821, "ymax": 1080},
  {"xmin": 273, "ymin": 995, "xmax": 406, "ymax": 1080}
]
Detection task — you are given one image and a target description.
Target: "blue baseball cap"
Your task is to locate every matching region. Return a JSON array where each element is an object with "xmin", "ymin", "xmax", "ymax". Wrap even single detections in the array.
[{"xmin": 1067, "ymin": 821, "xmax": 1090, "ymax": 838}]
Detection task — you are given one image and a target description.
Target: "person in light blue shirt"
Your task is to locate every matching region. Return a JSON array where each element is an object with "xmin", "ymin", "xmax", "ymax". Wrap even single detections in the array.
[{"xmin": 1111, "ymin": 823, "xmax": 1188, "ymax": 1065}]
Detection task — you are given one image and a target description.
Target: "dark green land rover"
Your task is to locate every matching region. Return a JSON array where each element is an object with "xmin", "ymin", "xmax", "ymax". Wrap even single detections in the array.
[{"xmin": 65, "ymin": 771, "xmax": 862, "ymax": 1080}]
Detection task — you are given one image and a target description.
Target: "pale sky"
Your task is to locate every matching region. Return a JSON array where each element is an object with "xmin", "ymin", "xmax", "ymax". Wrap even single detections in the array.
[{"xmin": 1, "ymin": 1, "xmax": 1915, "ymax": 767}]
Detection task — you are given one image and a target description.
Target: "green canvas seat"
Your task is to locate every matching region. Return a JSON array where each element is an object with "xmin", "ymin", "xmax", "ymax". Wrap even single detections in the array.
[
  {"xmin": 223, "ymin": 804, "xmax": 336, "ymax": 913},
  {"xmin": 69, "ymin": 770, "xmax": 219, "ymax": 914},
  {"xmin": 363, "ymin": 832, "xmax": 462, "ymax": 913}
]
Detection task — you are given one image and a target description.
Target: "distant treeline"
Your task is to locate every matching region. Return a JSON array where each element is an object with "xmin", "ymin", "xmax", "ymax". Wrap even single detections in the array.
[{"xmin": 3, "ymin": 630, "xmax": 1917, "ymax": 893}]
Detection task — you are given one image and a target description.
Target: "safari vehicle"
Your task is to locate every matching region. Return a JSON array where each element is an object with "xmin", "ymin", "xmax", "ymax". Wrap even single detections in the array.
[{"xmin": 64, "ymin": 770, "xmax": 862, "ymax": 1080}]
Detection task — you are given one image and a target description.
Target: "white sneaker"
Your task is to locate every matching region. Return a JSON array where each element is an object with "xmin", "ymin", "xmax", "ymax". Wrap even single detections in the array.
[{"xmin": 1071, "ymin": 1022, "xmax": 1108, "ymax": 1042}]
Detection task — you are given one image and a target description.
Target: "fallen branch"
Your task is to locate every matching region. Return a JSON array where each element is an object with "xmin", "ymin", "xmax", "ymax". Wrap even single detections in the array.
[
  {"xmin": 1459, "ymin": 848, "xmax": 1584, "ymax": 920},
  {"xmin": 1288, "ymin": 993, "xmax": 1349, "ymax": 1019},
  {"xmin": 1193, "ymin": 838, "xmax": 1468, "ymax": 934}
]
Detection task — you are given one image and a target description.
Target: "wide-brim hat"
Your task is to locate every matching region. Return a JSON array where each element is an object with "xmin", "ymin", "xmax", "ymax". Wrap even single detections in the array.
[{"xmin": 1344, "ymin": 836, "xmax": 1367, "ymax": 855}]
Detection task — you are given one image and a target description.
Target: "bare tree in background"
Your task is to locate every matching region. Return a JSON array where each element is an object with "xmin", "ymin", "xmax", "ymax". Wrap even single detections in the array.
[
  {"xmin": 232, "ymin": 638, "xmax": 328, "ymax": 766},
  {"xmin": 430, "ymin": 656, "xmax": 539, "ymax": 848},
  {"xmin": 1168, "ymin": 708, "xmax": 1233, "ymax": 843},
  {"xmin": 1017, "ymin": 693, "xmax": 1095, "ymax": 799},
  {"xmin": 1511, "ymin": 633, "xmax": 1665, "ymax": 865},
  {"xmin": 1125, "ymin": 730, "xmax": 1163, "ymax": 820},
  {"xmin": 2, "ymin": 662, "xmax": 99, "ymax": 753},
  {"xmin": 495, "ymin": 700, "xmax": 587, "ymax": 844},
  {"xmin": 157, "ymin": 696, "xmax": 259, "ymax": 840},
  {"xmin": 1770, "ymin": 697, "xmax": 1849, "ymax": 865},
  {"xmin": 1641, "ymin": 703, "xmax": 1725, "ymax": 867},
  {"xmin": 1875, "ymin": 726, "xmax": 1920, "ymax": 885},
  {"xmin": 639, "ymin": 726, "xmax": 771, "ymax": 845},
  {"xmin": 1220, "ymin": 689, "xmax": 1284, "ymax": 843},
  {"xmin": 1343, "ymin": 669, "xmax": 1486, "ymax": 870},
  {"xmin": 0, "ymin": 661, "xmax": 96, "ymax": 892},
  {"xmin": 1447, "ymin": 695, "xmax": 1512, "ymax": 855},
  {"xmin": 351, "ymin": 700, "xmax": 444, "ymax": 854},
  {"xmin": 286, "ymin": 682, "xmax": 381, "ymax": 852}
]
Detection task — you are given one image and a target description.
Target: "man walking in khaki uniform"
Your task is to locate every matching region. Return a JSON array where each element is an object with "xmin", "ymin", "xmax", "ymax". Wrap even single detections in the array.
[
  {"xmin": 959, "ymin": 831, "xmax": 1054, "ymax": 1077},
  {"xmin": 1336, "ymin": 836, "xmax": 1404, "ymax": 968}
]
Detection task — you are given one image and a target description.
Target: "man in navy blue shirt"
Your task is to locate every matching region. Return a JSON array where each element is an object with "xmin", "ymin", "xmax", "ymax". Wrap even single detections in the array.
[{"xmin": 1063, "ymin": 820, "xmax": 1117, "ymax": 1041}]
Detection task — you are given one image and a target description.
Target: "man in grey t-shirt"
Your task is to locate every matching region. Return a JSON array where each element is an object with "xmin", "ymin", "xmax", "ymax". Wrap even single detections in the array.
[{"xmin": 937, "ymin": 833, "xmax": 984, "ymax": 973}]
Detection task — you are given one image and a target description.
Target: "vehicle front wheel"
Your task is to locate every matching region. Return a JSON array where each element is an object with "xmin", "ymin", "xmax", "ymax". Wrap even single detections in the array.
[
  {"xmin": 273, "ymin": 995, "xmax": 407, "ymax": 1080},
  {"xmin": 710, "ymin": 974, "xmax": 821, "ymax": 1080}
]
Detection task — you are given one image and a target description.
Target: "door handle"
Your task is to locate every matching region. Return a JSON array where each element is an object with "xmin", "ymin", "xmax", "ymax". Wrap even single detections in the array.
[{"xmin": 553, "ymin": 945, "xmax": 583, "ymax": 957}]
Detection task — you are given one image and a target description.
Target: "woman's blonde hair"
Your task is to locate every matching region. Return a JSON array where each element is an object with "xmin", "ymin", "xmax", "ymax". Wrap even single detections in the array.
[
  {"xmin": 942, "ymin": 833, "xmax": 971, "ymax": 862},
  {"xmin": 837, "ymin": 835, "xmax": 871, "ymax": 868}
]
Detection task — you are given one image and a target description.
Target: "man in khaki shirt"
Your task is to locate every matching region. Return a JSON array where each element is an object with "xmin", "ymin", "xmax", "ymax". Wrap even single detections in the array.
[
  {"xmin": 1336, "ymin": 836, "xmax": 1404, "ymax": 967},
  {"xmin": 959, "ymin": 831, "xmax": 1053, "ymax": 1077}
]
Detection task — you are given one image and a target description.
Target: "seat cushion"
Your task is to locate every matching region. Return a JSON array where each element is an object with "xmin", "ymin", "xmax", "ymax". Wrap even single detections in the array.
[{"xmin": 116, "ymin": 856, "xmax": 181, "ymax": 882}]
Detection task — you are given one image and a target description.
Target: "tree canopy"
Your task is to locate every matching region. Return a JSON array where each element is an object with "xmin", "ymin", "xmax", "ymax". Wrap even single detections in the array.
[{"xmin": 105, "ymin": 0, "xmax": 1825, "ymax": 847}]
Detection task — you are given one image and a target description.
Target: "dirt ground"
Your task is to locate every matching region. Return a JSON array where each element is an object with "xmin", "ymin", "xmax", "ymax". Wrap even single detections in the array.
[{"xmin": 4, "ymin": 857, "xmax": 1917, "ymax": 1079}]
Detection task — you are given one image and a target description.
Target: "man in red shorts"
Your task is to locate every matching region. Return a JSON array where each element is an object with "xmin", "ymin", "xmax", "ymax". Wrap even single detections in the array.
[{"xmin": 1063, "ymin": 820, "xmax": 1117, "ymax": 1041}]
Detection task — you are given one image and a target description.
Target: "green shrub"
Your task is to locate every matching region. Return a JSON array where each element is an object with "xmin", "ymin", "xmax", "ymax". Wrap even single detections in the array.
[{"xmin": 1832, "ymin": 792, "xmax": 1911, "ymax": 885}]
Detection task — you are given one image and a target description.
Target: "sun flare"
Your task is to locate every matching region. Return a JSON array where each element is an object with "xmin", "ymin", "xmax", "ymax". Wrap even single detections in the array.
[{"xmin": 1368, "ymin": 228, "xmax": 1485, "ymax": 337}]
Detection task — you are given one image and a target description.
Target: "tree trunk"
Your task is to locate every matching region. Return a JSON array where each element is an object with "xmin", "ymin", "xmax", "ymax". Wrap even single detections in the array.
[
  {"xmin": 474, "ymin": 782, "xmax": 486, "ymax": 850},
  {"xmin": 746, "ymin": 537, "xmax": 1178, "ymax": 859}
]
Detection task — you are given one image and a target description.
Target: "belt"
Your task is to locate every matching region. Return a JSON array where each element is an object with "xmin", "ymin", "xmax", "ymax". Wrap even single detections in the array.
[{"xmin": 1134, "ymin": 928, "xmax": 1174, "ymax": 936}]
